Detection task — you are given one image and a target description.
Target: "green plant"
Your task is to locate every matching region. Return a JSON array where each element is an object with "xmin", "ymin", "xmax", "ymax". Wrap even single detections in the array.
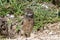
[
  {"xmin": 0, "ymin": 0, "xmax": 60, "ymax": 31},
  {"xmin": 28, "ymin": 3, "xmax": 60, "ymax": 30}
]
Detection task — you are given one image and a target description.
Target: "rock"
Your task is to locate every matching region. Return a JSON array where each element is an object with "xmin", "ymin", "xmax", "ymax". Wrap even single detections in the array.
[
  {"xmin": 41, "ymin": 4, "xmax": 49, "ymax": 9},
  {"xmin": 49, "ymin": 31, "xmax": 54, "ymax": 35},
  {"xmin": 6, "ymin": 14, "xmax": 15, "ymax": 19}
]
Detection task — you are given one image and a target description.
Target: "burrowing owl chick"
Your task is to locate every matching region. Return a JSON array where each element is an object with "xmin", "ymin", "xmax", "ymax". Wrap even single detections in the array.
[{"xmin": 21, "ymin": 8, "xmax": 34, "ymax": 37}]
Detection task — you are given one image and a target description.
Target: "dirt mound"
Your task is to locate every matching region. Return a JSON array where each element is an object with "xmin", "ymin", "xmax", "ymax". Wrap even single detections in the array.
[{"xmin": 3, "ymin": 22, "xmax": 60, "ymax": 40}]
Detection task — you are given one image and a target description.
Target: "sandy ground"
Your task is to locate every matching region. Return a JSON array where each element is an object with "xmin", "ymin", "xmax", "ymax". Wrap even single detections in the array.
[{"xmin": 1, "ymin": 22, "xmax": 60, "ymax": 40}]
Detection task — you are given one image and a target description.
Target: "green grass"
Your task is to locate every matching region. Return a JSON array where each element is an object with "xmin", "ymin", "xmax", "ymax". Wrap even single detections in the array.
[{"xmin": 0, "ymin": 0, "xmax": 60, "ymax": 31}]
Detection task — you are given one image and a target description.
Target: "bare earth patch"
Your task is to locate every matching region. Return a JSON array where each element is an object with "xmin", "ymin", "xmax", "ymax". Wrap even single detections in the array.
[{"xmin": 1, "ymin": 22, "xmax": 60, "ymax": 40}]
